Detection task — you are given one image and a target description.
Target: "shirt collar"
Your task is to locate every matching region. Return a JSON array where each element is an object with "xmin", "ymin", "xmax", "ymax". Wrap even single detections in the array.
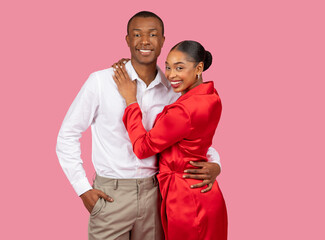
[
  {"xmin": 125, "ymin": 61, "xmax": 170, "ymax": 90},
  {"xmin": 156, "ymin": 66, "xmax": 170, "ymax": 89}
]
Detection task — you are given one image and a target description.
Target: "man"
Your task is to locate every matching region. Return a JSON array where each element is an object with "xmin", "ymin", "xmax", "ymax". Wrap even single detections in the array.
[{"xmin": 56, "ymin": 11, "xmax": 221, "ymax": 240}]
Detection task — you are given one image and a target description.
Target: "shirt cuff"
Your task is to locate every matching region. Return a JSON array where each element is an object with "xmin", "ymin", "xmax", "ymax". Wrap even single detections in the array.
[
  {"xmin": 207, "ymin": 148, "xmax": 222, "ymax": 170},
  {"xmin": 72, "ymin": 177, "xmax": 93, "ymax": 196},
  {"xmin": 127, "ymin": 101, "xmax": 138, "ymax": 107}
]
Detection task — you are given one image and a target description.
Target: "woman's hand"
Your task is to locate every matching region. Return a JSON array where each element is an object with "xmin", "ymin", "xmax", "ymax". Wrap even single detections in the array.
[
  {"xmin": 111, "ymin": 58, "xmax": 130, "ymax": 69},
  {"xmin": 113, "ymin": 63, "xmax": 137, "ymax": 106}
]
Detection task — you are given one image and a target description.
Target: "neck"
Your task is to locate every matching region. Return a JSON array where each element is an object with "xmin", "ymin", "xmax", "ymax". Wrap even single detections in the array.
[{"xmin": 131, "ymin": 59, "xmax": 158, "ymax": 86}]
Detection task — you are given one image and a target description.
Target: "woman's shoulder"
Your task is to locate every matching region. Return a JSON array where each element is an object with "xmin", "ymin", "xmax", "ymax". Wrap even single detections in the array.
[
  {"xmin": 180, "ymin": 91, "xmax": 221, "ymax": 111},
  {"xmin": 160, "ymin": 83, "xmax": 221, "ymax": 120}
]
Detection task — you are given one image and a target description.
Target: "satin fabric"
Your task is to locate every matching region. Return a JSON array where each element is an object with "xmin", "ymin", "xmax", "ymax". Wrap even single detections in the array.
[{"xmin": 123, "ymin": 82, "xmax": 227, "ymax": 240}]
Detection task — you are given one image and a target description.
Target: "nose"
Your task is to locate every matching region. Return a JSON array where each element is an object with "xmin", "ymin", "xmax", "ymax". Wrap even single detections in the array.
[
  {"xmin": 167, "ymin": 69, "xmax": 177, "ymax": 79},
  {"xmin": 141, "ymin": 35, "xmax": 150, "ymax": 45}
]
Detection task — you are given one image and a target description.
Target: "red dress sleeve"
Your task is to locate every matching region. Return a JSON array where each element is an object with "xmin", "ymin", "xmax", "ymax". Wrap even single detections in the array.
[{"xmin": 123, "ymin": 103, "xmax": 191, "ymax": 159}]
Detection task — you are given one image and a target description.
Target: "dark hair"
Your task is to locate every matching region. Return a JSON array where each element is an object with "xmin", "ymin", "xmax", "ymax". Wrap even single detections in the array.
[
  {"xmin": 171, "ymin": 40, "xmax": 212, "ymax": 71},
  {"xmin": 127, "ymin": 11, "xmax": 164, "ymax": 36}
]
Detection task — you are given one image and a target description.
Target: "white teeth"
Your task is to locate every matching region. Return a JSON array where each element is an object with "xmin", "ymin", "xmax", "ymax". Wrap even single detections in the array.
[
  {"xmin": 171, "ymin": 81, "xmax": 181, "ymax": 85},
  {"xmin": 139, "ymin": 49, "xmax": 151, "ymax": 53}
]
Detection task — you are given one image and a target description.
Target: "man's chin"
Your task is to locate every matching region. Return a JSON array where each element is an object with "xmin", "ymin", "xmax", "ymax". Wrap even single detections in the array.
[{"xmin": 132, "ymin": 57, "xmax": 157, "ymax": 65}]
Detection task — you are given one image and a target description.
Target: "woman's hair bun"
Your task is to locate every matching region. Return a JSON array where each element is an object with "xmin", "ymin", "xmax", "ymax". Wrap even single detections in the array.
[{"xmin": 203, "ymin": 50, "xmax": 212, "ymax": 71}]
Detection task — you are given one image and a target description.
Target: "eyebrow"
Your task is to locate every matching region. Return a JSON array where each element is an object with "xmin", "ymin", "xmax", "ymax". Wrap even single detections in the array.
[
  {"xmin": 165, "ymin": 61, "xmax": 186, "ymax": 66},
  {"xmin": 173, "ymin": 62, "xmax": 185, "ymax": 65},
  {"xmin": 132, "ymin": 28, "xmax": 158, "ymax": 32}
]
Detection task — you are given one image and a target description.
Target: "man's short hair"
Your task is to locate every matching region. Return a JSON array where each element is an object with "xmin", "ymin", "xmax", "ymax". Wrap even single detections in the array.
[{"xmin": 127, "ymin": 11, "xmax": 164, "ymax": 36}]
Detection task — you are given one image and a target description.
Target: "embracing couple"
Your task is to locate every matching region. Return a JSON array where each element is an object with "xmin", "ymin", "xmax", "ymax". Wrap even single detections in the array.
[{"xmin": 56, "ymin": 11, "xmax": 227, "ymax": 240}]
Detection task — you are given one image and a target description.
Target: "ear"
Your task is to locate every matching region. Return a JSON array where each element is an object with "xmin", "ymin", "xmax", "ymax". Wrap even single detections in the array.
[
  {"xmin": 161, "ymin": 36, "xmax": 166, "ymax": 47},
  {"xmin": 125, "ymin": 35, "xmax": 130, "ymax": 47},
  {"xmin": 195, "ymin": 62, "xmax": 204, "ymax": 75}
]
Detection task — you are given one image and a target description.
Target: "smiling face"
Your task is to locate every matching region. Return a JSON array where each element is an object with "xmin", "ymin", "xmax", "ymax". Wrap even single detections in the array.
[
  {"xmin": 126, "ymin": 17, "xmax": 165, "ymax": 66},
  {"xmin": 165, "ymin": 49, "xmax": 204, "ymax": 95}
]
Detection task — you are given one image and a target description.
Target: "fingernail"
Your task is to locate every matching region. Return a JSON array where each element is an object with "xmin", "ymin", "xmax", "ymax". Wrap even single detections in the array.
[
  {"xmin": 115, "ymin": 66, "xmax": 119, "ymax": 69},
  {"xmin": 182, "ymin": 175, "xmax": 186, "ymax": 178},
  {"xmin": 190, "ymin": 185, "xmax": 194, "ymax": 188},
  {"xmin": 123, "ymin": 61, "xmax": 127, "ymax": 64},
  {"xmin": 120, "ymin": 65, "xmax": 123, "ymax": 68},
  {"xmin": 113, "ymin": 68, "xmax": 116, "ymax": 71},
  {"xmin": 184, "ymin": 170, "xmax": 188, "ymax": 173}
]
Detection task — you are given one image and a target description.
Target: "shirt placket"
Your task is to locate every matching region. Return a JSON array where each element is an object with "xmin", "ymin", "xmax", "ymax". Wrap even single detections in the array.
[{"xmin": 136, "ymin": 81, "xmax": 150, "ymax": 176}]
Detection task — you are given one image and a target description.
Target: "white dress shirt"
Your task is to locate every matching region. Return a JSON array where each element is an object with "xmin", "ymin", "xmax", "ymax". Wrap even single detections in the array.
[{"xmin": 56, "ymin": 61, "xmax": 221, "ymax": 196}]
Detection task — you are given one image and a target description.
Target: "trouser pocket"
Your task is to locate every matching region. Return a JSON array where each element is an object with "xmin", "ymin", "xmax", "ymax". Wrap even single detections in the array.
[{"xmin": 90, "ymin": 197, "xmax": 105, "ymax": 217}]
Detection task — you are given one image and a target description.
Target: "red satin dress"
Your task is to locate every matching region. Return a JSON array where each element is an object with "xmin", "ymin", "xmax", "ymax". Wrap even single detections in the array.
[{"xmin": 123, "ymin": 82, "xmax": 227, "ymax": 240}]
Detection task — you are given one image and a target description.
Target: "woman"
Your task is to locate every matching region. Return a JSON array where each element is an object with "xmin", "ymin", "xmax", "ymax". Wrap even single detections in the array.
[{"xmin": 113, "ymin": 40, "xmax": 227, "ymax": 240}]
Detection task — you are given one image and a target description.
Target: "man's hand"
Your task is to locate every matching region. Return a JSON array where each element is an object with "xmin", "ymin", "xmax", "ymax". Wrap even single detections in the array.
[
  {"xmin": 183, "ymin": 161, "xmax": 221, "ymax": 193},
  {"xmin": 80, "ymin": 189, "xmax": 113, "ymax": 213}
]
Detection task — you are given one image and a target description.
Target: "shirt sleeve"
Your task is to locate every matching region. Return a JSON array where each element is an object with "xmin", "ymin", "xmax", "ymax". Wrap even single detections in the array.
[
  {"xmin": 207, "ymin": 147, "xmax": 222, "ymax": 169},
  {"xmin": 123, "ymin": 103, "xmax": 191, "ymax": 159},
  {"xmin": 56, "ymin": 73, "xmax": 99, "ymax": 196}
]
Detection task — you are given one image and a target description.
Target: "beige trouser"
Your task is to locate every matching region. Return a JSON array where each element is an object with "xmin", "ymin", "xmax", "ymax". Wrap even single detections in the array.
[{"xmin": 88, "ymin": 174, "xmax": 164, "ymax": 240}]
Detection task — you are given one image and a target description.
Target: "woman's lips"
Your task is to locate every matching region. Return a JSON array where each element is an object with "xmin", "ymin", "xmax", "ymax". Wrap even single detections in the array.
[{"xmin": 170, "ymin": 81, "xmax": 182, "ymax": 88}]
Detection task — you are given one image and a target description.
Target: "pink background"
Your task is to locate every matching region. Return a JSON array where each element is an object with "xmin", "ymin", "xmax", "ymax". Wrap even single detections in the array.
[{"xmin": 1, "ymin": 0, "xmax": 324, "ymax": 239}]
